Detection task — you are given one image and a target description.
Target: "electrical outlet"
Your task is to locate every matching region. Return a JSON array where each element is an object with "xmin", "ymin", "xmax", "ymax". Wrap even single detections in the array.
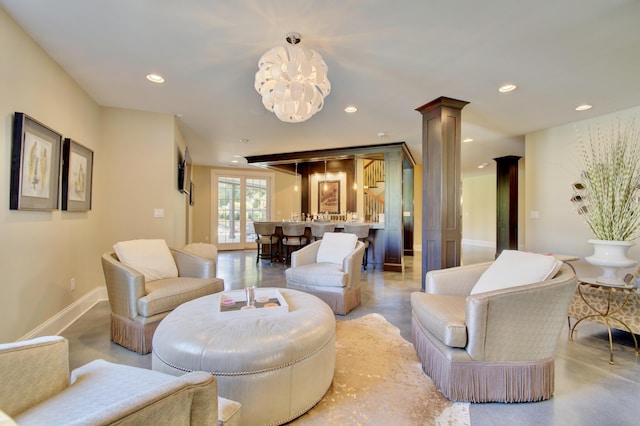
[{"xmin": 70, "ymin": 278, "xmax": 76, "ymax": 291}]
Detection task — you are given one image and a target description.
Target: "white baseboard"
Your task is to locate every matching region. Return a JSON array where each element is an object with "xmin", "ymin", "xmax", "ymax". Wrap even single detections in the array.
[
  {"xmin": 462, "ymin": 239, "xmax": 496, "ymax": 249},
  {"xmin": 20, "ymin": 286, "xmax": 108, "ymax": 341}
]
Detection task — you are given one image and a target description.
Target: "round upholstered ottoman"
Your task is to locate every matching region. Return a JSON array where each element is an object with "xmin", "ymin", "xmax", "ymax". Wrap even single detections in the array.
[{"xmin": 151, "ymin": 288, "xmax": 336, "ymax": 426}]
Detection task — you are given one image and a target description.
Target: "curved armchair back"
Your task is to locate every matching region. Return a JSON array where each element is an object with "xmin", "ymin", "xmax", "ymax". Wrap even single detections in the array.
[
  {"xmin": 465, "ymin": 267, "xmax": 576, "ymax": 361},
  {"xmin": 102, "ymin": 252, "xmax": 146, "ymax": 320},
  {"xmin": 343, "ymin": 223, "xmax": 370, "ymax": 239},
  {"xmin": 253, "ymin": 221, "xmax": 277, "ymax": 236},
  {"xmin": 281, "ymin": 222, "xmax": 306, "ymax": 237},
  {"xmin": 310, "ymin": 222, "xmax": 336, "ymax": 240}
]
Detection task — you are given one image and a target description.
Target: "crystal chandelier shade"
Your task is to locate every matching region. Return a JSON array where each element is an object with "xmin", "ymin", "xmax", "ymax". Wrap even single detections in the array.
[{"xmin": 254, "ymin": 33, "xmax": 331, "ymax": 123}]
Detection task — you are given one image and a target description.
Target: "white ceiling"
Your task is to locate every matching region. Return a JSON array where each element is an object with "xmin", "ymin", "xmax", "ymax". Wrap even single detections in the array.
[{"xmin": 3, "ymin": 0, "xmax": 640, "ymax": 176}]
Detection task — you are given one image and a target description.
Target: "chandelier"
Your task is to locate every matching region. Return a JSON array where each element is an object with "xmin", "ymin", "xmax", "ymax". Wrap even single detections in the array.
[{"xmin": 254, "ymin": 32, "xmax": 331, "ymax": 123}]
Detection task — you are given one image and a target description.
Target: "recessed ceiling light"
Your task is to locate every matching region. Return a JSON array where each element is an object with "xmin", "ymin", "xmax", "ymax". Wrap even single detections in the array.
[
  {"xmin": 232, "ymin": 154, "xmax": 243, "ymax": 158},
  {"xmin": 231, "ymin": 160, "xmax": 239, "ymax": 164},
  {"xmin": 498, "ymin": 84, "xmax": 517, "ymax": 93},
  {"xmin": 146, "ymin": 73, "xmax": 165, "ymax": 83},
  {"xmin": 344, "ymin": 105, "xmax": 358, "ymax": 113},
  {"xmin": 463, "ymin": 138, "xmax": 473, "ymax": 143},
  {"xmin": 478, "ymin": 162, "xmax": 490, "ymax": 169},
  {"xmin": 239, "ymin": 138, "xmax": 249, "ymax": 143},
  {"xmin": 377, "ymin": 132, "xmax": 386, "ymax": 138},
  {"xmin": 575, "ymin": 104, "xmax": 593, "ymax": 111}
]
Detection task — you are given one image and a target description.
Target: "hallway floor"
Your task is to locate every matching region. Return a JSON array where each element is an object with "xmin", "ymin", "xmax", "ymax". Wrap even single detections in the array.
[{"xmin": 62, "ymin": 247, "xmax": 640, "ymax": 425}]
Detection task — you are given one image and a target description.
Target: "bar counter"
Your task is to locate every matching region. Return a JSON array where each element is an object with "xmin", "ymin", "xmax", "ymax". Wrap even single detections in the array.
[{"xmin": 261, "ymin": 222, "xmax": 385, "ymax": 267}]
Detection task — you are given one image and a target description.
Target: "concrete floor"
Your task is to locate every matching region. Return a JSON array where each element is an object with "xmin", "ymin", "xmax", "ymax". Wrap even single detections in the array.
[{"xmin": 62, "ymin": 247, "xmax": 640, "ymax": 425}]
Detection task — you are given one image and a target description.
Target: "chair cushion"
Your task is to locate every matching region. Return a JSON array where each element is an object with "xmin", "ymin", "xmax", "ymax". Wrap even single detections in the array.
[
  {"xmin": 285, "ymin": 263, "xmax": 349, "ymax": 288},
  {"xmin": 316, "ymin": 232, "xmax": 358, "ymax": 265},
  {"xmin": 283, "ymin": 236, "xmax": 307, "ymax": 245},
  {"xmin": 411, "ymin": 292, "xmax": 467, "ymax": 348},
  {"xmin": 138, "ymin": 277, "xmax": 223, "ymax": 317},
  {"xmin": 257, "ymin": 235, "xmax": 279, "ymax": 244},
  {"xmin": 114, "ymin": 239, "xmax": 178, "ymax": 282},
  {"xmin": 470, "ymin": 250, "xmax": 563, "ymax": 295}
]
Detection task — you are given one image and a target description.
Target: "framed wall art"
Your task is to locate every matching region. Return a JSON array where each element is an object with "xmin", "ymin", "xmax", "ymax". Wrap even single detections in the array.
[
  {"xmin": 61, "ymin": 138, "xmax": 94, "ymax": 211},
  {"xmin": 318, "ymin": 180, "xmax": 340, "ymax": 213},
  {"xmin": 10, "ymin": 112, "xmax": 62, "ymax": 210}
]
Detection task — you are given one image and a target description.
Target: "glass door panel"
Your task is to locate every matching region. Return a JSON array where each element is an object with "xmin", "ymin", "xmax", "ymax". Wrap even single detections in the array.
[
  {"xmin": 245, "ymin": 178, "xmax": 268, "ymax": 244},
  {"xmin": 217, "ymin": 177, "xmax": 241, "ymax": 247},
  {"xmin": 214, "ymin": 174, "xmax": 271, "ymax": 250}
]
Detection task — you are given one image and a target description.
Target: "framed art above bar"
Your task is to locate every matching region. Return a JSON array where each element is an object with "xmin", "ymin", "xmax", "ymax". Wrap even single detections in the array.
[
  {"xmin": 318, "ymin": 180, "xmax": 340, "ymax": 213},
  {"xmin": 10, "ymin": 112, "xmax": 62, "ymax": 210},
  {"xmin": 62, "ymin": 138, "xmax": 94, "ymax": 211}
]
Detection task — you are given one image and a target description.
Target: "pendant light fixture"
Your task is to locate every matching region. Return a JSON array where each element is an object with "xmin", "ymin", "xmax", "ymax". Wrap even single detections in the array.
[
  {"xmin": 294, "ymin": 162, "xmax": 299, "ymax": 192},
  {"xmin": 353, "ymin": 156, "xmax": 358, "ymax": 190},
  {"xmin": 254, "ymin": 32, "xmax": 331, "ymax": 123},
  {"xmin": 323, "ymin": 160, "xmax": 328, "ymax": 191}
]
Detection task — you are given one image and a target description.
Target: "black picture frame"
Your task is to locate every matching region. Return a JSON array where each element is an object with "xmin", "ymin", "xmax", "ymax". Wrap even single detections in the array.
[
  {"xmin": 10, "ymin": 113, "xmax": 62, "ymax": 210},
  {"xmin": 61, "ymin": 138, "xmax": 94, "ymax": 211},
  {"xmin": 318, "ymin": 180, "xmax": 340, "ymax": 213}
]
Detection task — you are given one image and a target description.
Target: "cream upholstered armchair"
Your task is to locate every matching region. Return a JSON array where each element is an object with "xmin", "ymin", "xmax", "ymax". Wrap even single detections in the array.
[
  {"xmin": 285, "ymin": 232, "xmax": 365, "ymax": 315},
  {"xmin": 101, "ymin": 239, "xmax": 224, "ymax": 354},
  {"xmin": 0, "ymin": 336, "xmax": 241, "ymax": 425},
  {"xmin": 411, "ymin": 250, "xmax": 577, "ymax": 403}
]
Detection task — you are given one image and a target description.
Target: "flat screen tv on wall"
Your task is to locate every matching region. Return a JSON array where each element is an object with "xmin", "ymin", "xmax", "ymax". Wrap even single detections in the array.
[{"xmin": 177, "ymin": 146, "xmax": 192, "ymax": 194}]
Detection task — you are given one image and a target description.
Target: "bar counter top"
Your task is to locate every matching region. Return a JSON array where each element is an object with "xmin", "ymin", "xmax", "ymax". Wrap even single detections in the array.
[{"xmin": 273, "ymin": 221, "xmax": 385, "ymax": 230}]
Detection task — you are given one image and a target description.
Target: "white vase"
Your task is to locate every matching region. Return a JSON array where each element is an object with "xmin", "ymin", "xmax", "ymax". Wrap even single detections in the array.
[{"xmin": 585, "ymin": 239, "xmax": 638, "ymax": 286}]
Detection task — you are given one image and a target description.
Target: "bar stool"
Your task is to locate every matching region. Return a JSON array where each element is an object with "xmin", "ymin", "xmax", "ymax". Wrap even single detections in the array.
[
  {"xmin": 343, "ymin": 223, "xmax": 371, "ymax": 270},
  {"xmin": 281, "ymin": 222, "xmax": 308, "ymax": 265},
  {"xmin": 310, "ymin": 222, "xmax": 336, "ymax": 241},
  {"xmin": 253, "ymin": 221, "xmax": 279, "ymax": 264}
]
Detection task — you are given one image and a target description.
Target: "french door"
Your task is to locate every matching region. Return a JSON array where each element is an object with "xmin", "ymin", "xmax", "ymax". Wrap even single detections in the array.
[{"xmin": 212, "ymin": 170, "xmax": 274, "ymax": 250}]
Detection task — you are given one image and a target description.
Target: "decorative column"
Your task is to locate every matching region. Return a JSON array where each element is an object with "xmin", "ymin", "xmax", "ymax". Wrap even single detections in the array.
[
  {"xmin": 383, "ymin": 149, "xmax": 404, "ymax": 271},
  {"xmin": 494, "ymin": 155, "xmax": 521, "ymax": 256},
  {"xmin": 417, "ymin": 96, "xmax": 468, "ymax": 290}
]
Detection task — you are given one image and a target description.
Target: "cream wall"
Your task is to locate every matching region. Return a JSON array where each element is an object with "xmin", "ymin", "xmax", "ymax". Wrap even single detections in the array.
[
  {"xmin": 1, "ymin": 8, "xmax": 189, "ymax": 341},
  {"xmin": 525, "ymin": 105, "xmax": 640, "ymax": 264},
  {"xmin": 0, "ymin": 8, "xmax": 102, "ymax": 341},
  {"xmin": 99, "ymin": 108, "xmax": 185, "ymax": 247},
  {"xmin": 462, "ymin": 174, "xmax": 496, "ymax": 245},
  {"xmin": 192, "ymin": 165, "xmax": 213, "ymax": 243},
  {"xmin": 274, "ymin": 171, "xmax": 297, "ymax": 221}
]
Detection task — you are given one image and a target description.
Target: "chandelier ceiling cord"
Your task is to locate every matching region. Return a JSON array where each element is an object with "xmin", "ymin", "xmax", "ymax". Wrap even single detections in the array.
[{"xmin": 254, "ymin": 32, "xmax": 331, "ymax": 123}]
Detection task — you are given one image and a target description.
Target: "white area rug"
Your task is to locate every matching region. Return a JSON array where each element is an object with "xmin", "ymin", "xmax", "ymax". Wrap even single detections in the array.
[{"xmin": 291, "ymin": 313, "xmax": 470, "ymax": 425}]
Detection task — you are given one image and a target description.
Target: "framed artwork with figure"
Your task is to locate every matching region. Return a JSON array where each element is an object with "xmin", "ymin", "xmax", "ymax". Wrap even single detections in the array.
[
  {"xmin": 318, "ymin": 180, "xmax": 340, "ymax": 213},
  {"xmin": 62, "ymin": 138, "xmax": 94, "ymax": 211},
  {"xmin": 10, "ymin": 112, "xmax": 62, "ymax": 210}
]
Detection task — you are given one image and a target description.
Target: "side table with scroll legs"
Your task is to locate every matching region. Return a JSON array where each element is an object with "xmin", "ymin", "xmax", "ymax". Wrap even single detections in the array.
[{"xmin": 569, "ymin": 277, "xmax": 639, "ymax": 364}]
